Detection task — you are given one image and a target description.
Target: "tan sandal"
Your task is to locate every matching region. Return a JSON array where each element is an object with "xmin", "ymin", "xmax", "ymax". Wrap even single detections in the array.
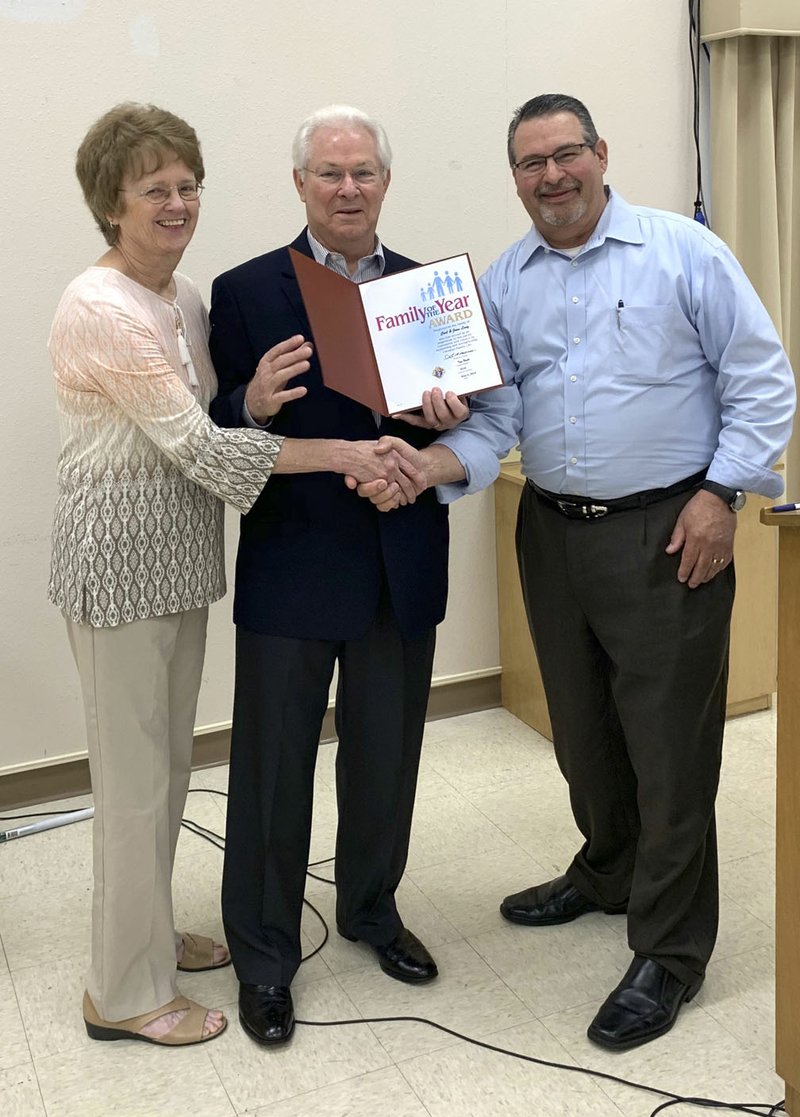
[
  {"xmin": 176, "ymin": 931, "xmax": 232, "ymax": 972},
  {"xmin": 83, "ymin": 991, "xmax": 227, "ymax": 1046}
]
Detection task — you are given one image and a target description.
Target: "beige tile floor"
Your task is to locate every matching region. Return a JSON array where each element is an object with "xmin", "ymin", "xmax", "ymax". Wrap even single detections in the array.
[{"xmin": 0, "ymin": 706, "xmax": 785, "ymax": 1116}]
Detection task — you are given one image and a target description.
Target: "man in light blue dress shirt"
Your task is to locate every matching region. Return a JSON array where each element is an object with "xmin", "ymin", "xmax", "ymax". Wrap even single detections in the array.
[{"xmin": 359, "ymin": 93, "xmax": 795, "ymax": 1050}]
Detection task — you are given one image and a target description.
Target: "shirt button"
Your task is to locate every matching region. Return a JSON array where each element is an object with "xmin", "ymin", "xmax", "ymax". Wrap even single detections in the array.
[
  {"xmin": 571, "ymin": 457, "xmax": 578, "ymax": 464},
  {"xmin": 569, "ymin": 416, "xmax": 577, "ymax": 424},
  {"xmin": 570, "ymin": 375, "xmax": 577, "ymax": 382},
  {"xmin": 573, "ymin": 337, "xmax": 581, "ymax": 344},
  {"xmin": 572, "ymin": 296, "xmax": 579, "ymax": 304},
  {"xmin": 571, "ymin": 260, "xmax": 578, "ymax": 267}
]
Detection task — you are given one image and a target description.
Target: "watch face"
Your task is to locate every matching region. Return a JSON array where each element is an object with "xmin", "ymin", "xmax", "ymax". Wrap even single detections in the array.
[{"xmin": 731, "ymin": 491, "xmax": 747, "ymax": 511}]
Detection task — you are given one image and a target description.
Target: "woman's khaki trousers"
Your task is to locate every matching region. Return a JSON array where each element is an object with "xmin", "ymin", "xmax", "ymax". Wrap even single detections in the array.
[{"xmin": 66, "ymin": 607, "xmax": 208, "ymax": 1021}]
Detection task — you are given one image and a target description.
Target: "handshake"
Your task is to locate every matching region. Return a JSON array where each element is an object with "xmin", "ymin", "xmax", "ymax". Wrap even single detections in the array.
[
  {"xmin": 341, "ymin": 436, "xmax": 430, "ymax": 512},
  {"xmin": 339, "ymin": 385, "xmax": 469, "ymax": 511},
  {"xmin": 248, "ymin": 335, "xmax": 468, "ymax": 509}
]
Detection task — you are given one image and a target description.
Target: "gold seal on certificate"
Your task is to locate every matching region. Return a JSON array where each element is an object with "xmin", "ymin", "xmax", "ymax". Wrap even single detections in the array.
[{"xmin": 290, "ymin": 249, "xmax": 503, "ymax": 415}]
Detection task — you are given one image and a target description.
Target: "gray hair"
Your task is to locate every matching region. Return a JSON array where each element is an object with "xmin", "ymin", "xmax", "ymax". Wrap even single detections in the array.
[
  {"xmin": 507, "ymin": 94, "xmax": 599, "ymax": 167},
  {"xmin": 292, "ymin": 104, "xmax": 392, "ymax": 178}
]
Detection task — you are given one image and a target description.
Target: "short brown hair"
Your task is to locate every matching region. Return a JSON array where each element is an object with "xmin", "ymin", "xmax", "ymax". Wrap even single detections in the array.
[{"xmin": 75, "ymin": 103, "xmax": 204, "ymax": 245}]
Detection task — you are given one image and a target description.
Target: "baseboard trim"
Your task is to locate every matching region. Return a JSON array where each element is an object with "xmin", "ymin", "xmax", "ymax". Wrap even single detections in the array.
[
  {"xmin": 0, "ymin": 758, "xmax": 92, "ymax": 815},
  {"xmin": 0, "ymin": 669, "xmax": 502, "ymax": 811}
]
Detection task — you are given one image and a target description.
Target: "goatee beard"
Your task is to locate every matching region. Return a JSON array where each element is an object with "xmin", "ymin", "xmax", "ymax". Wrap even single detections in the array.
[{"xmin": 538, "ymin": 193, "xmax": 587, "ymax": 228}]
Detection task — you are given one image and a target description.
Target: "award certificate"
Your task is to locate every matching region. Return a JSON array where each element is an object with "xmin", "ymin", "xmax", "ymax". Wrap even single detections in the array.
[{"xmin": 290, "ymin": 249, "xmax": 503, "ymax": 415}]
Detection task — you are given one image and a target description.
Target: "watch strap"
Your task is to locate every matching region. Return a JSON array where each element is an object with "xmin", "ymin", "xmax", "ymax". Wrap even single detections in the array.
[{"xmin": 700, "ymin": 480, "xmax": 745, "ymax": 511}]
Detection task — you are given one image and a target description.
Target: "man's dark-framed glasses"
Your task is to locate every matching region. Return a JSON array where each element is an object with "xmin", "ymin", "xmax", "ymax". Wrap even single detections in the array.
[{"xmin": 513, "ymin": 142, "xmax": 595, "ymax": 177}]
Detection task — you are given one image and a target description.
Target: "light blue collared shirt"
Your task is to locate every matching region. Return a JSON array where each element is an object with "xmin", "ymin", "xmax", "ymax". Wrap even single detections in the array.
[{"xmin": 437, "ymin": 190, "xmax": 795, "ymax": 501}]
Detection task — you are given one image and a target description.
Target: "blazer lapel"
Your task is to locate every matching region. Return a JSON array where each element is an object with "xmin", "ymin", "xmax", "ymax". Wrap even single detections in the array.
[{"xmin": 279, "ymin": 230, "xmax": 314, "ymax": 328}]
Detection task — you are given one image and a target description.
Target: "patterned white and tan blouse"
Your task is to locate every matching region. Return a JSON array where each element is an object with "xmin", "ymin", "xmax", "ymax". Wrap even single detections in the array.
[{"xmin": 49, "ymin": 266, "xmax": 283, "ymax": 628}]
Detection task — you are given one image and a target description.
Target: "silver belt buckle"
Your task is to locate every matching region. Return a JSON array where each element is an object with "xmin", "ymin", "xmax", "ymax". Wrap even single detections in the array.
[{"xmin": 554, "ymin": 498, "xmax": 609, "ymax": 519}]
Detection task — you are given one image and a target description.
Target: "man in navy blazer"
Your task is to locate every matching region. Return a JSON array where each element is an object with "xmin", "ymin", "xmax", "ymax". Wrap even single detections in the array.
[{"xmin": 209, "ymin": 105, "xmax": 464, "ymax": 1046}]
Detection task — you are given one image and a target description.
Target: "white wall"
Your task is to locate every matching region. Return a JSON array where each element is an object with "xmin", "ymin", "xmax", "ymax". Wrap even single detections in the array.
[{"xmin": 0, "ymin": 0, "xmax": 695, "ymax": 773}]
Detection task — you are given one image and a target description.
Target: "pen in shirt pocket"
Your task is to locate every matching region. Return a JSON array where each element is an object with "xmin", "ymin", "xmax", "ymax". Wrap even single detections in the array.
[{"xmin": 616, "ymin": 299, "xmax": 624, "ymax": 329}]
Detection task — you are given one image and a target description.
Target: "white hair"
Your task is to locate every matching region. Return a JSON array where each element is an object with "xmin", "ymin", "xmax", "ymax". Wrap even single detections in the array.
[{"xmin": 291, "ymin": 104, "xmax": 392, "ymax": 177}]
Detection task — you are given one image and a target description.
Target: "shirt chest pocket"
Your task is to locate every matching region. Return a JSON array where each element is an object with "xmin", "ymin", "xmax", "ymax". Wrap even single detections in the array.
[{"xmin": 613, "ymin": 305, "xmax": 682, "ymax": 383}]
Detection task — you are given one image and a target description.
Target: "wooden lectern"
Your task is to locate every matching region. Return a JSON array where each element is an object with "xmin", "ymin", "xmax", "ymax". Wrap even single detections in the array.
[{"xmin": 761, "ymin": 508, "xmax": 800, "ymax": 1114}]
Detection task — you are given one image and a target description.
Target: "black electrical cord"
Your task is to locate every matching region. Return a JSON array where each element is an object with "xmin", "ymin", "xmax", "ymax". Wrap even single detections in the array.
[
  {"xmin": 179, "ymin": 791, "xmax": 784, "ymax": 1117},
  {"xmin": 184, "ymin": 790, "xmax": 333, "ymax": 961},
  {"xmin": 180, "ymin": 817, "xmax": 225, "ymax": 851},
  {"xmin": 2, "ymin": 790, "xmax": 785, "ymax": 1116},
  {"xmin": 645, "ymin": 1099, "xmax": 785, "ymax": 1116},
  {"xmin": 296, "ymin": 1015, "xmax": 785, "ymax": 1117},
  {"xmin": 688, "ymin": 0, "xmax": 711, "ymax": 226},
  {"xmin": 305, "ymin": 864, "xmax": 336, "ymax": 885}
]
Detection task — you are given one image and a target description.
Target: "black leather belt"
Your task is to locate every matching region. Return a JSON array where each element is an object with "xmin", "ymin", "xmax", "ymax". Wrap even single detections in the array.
[{"xmin": 529, "ymin": 470, "xmax": 707, "ymax": 521}]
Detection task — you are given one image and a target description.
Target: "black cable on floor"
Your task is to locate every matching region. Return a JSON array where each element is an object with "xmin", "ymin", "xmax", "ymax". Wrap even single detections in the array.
[
  {"xmin": 185, "ymin": 790, "xmax": 334, "ymax": 961},
  {"xmin": 180, "ymin": 817, "xmax": 225, "ymax": 851},
  {"xmin": 294, "ymin": 1016, "xmax": 782, "ymax": 1117},
  {"xmin": 3, "ymin": 791, "xmax": 785, "ymax": 1116}
]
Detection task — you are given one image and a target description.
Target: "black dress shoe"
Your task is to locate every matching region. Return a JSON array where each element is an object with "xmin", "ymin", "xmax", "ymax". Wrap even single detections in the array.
[
  {"xmin": 376, "ymin": 928, "xmax": 438, "ymax": 984},
  {"xmin": 339, "ymin": 925, "xmax": 438, "ymax": 983},
  {"xmin": 238, "ymin": 983, "xmax": 295, "ymax": 1046},
  {"xmin": 501, "ymin": 875, "xmax": 624, "ymax": 926},
  {"xmin": 587, "ymin": 956, "xmax": 699, "ymax": 1050}
]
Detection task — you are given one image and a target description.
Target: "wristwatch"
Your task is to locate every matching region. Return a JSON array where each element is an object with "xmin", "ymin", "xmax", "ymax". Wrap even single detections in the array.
[{"xmin": 700, "ymin": 480, "xmax": 747, "ymax": 512}]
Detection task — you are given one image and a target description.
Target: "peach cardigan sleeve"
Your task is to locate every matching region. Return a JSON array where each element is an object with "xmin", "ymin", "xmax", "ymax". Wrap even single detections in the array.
[{"xmin": 48, "ymin": 267, "xmax": 283, "ymax": 627}]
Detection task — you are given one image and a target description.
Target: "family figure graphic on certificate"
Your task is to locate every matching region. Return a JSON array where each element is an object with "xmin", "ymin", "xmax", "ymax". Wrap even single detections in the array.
[
  {"xmin": 291, "ymin": 249, "xmax": 502, "ymax": 415},
  {"xmin": 420, "ymin": 268, "xmax": 464, "ymax": 301}
]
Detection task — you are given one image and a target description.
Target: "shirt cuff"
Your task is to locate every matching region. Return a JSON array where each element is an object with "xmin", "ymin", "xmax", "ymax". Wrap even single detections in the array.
[
  {"xmin": 433, "ymin": 440, "xmax": 501, "ymax": 503},
  {"xmin": 242, "ymin": 398, "xmax": 272, "ymax": 429},
  {"xmin": 706, "ymin": 452, "xmax": 785, "ymax": 499}
]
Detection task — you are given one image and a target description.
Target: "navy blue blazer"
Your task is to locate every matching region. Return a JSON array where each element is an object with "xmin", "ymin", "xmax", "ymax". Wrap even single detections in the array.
[{"xmin": 209, "ymin": 230, "xmax": 450, "ymax": 641}]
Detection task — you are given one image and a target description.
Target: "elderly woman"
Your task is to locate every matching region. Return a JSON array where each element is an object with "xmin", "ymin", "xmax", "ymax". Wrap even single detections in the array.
[{"xmin": 49, "ymin": 103, "xmax": 405, "ymax": 1047}]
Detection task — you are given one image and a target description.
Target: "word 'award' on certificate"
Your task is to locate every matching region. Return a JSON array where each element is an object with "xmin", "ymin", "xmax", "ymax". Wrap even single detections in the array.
[{"xmin": 290, "ymin": 249, "xmax": 503, "ymax": 415}]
